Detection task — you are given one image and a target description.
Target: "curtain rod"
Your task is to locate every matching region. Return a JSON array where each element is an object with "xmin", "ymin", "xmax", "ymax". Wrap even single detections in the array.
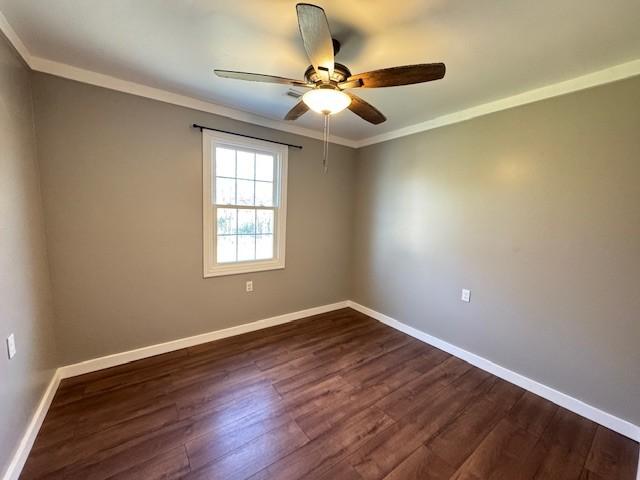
[{"xmin": 192, "ymin": 124, "xmax": 303, "ymax": 149}]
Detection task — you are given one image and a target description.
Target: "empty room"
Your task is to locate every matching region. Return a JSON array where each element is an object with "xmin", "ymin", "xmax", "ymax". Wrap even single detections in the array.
[{"xmin": 1, "ymin": 1, "xmax": 639, "ymax": 479}]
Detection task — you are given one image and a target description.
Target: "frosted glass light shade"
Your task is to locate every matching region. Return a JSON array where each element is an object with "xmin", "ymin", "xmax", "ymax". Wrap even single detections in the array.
[{"xmin": 302, "ymin": 88, "xmax": 351, "ymax": 115}]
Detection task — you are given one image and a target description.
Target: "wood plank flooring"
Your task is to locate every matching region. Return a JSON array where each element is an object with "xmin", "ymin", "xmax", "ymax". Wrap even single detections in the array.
[{"xmin": 21, "ymin": 308, "xmax": 639, "ymax": 480}]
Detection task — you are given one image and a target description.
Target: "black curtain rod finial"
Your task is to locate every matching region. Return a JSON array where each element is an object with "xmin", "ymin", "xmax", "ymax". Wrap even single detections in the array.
[{"xmin": 192, "ymin": 123, "xmax": 303, "ymax": 150}]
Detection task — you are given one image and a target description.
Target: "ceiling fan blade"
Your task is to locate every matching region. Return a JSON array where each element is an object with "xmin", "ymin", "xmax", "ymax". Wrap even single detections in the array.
[
  {"xmin": 214, "ymin": 70, "xmax": 312, "ymax": 87},
  {"xmin": 284, "ymin": 100, "xmax": 310, "ymax": 121},
  {"xmin": 296, "ymin": 3, "xmax": 334, "ymax": 81},
  {"xmin": 346, "ymin": 92, "xmax": 386, "ymax": 125},
  {"xmin": 338, "ymin": 78, "xmax": 363, "ymax": 90},
  {"xmin": 342, "ymin": 63, "xmax": 446, "ymax": 88}
]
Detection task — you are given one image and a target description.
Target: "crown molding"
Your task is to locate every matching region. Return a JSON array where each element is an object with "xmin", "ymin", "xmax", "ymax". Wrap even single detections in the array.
[
  {"xmin": 29, "ymin": 57, "xmax": 359, "ymax": 148},
  {"xmin": 0, "ymin": 10, "xmax": 31, "ymax": 65},
  {"xmin": 32, "ymin": 54, "xmax": 640, "ymax": 150},
  {"xmin": 354, "ymin": 58, "xmax": 640, "ymax": 148},
  {"xmin": 2, "ymin": 8, "xmax": 640, "ymax": 150},
  {"xmin": 0, "ymin": 10, "xmax": 358, "ymax": 149}
]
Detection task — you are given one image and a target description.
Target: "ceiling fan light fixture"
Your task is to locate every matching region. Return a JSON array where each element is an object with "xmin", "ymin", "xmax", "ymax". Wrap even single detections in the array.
[
  {"xmin": 302, "ymin": 87, "xmax": 351, "ymax": 115},
  {"xmin": 215, "ymin": 3, "xmax": 446, "ymax": 127}
]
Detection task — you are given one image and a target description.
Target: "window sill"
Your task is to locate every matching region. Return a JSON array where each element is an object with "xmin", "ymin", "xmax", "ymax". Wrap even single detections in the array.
[{"xmin": 203, "ymin": 259, "xmax": 285, "ymax": 278}]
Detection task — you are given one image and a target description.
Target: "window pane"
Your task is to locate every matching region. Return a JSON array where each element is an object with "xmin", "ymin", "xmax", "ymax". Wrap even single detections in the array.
[
  {"xmin": 255, "ymin": 181, "xmax": 273, "ymax": 207},
  {"xmin": 216, "ymin": 208, "xmax": 237, "ymax": 234},
  {"xmin": 237, "ymin": 179, "xmax": 255, "ymax": 205},
  {"xmin": 256, "ymin": 154, "xmax": 273, "ymax": 181},
  {"xmin": 236, "ymin": 151, "xmax": 255, "ymax": 180},
  {"xmin": 256, "ymin": 210, "xmax": 273, "ymax": 234},
  {"xmin": 217, "ymin": 235, "xmax": 237, "ymax": 263},
  {"xmin": 256, "ymin": 234, "xmax": 273, "ymax": 260},
  {"xmin": 216, "ymin": 177, "xmax": 236, "ymax": 205},
  {"xmin": 238, "ymin": 209, "xmax": 256, "ymax": 234},
  {"xmin": 216, "ymin": 148, "xmax": 235, "ymax": 177},
  {"xmin": 238, "ymin": 235, "xmax": 256, "ymax": 261}
]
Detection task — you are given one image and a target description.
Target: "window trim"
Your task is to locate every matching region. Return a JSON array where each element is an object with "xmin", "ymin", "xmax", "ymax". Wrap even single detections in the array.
[{"xmin": 202, "ymin": 130, "xmax": 288, "ymax": 278}]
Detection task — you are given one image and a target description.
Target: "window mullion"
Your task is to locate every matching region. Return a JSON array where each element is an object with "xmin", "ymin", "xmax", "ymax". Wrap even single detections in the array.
[
  {"xmin": 234, "ymin": 149, "xmax": 239, "ymax": 261},
  {"xmin": 253, "ymin": 153, "xmax": 257, "ymax": 260},
  {"xmin": 215, "ymin": 204, "xmax": 274, "ymax": 211}
]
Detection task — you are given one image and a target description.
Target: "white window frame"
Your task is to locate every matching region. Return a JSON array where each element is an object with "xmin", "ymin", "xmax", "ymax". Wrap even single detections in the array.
[{"xmin": 202, "ymin": 130, "xmax": 288, "ymax": 277}]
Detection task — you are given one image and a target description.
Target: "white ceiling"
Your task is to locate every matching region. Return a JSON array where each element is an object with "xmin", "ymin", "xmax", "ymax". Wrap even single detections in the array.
[{"xmin": 2, "ymin": 0, "xmax": 640, "ymax": 142}]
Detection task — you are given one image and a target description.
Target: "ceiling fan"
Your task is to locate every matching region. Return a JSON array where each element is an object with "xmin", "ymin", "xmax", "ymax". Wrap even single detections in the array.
[{"xmin": 214, "ymin": 3, "xmax": 446, "ymax": 125}]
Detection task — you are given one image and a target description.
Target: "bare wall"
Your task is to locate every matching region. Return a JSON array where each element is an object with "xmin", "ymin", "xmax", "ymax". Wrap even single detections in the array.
[
  {"xmin": 352, "ymin": 76, "xmax": 640, "ymax": 425},
  {"xmin": 0, "ymin": 37, "xmax": 58, "ymax": 475},
  {"xmin": 32, "ymin": 73, "xmax": 356, "ymax": 365}
]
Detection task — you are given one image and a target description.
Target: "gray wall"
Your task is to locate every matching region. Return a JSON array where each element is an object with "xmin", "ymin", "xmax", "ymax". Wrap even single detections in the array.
[
  {"xmin": 352, "ymin": 76, "xmax": 640, "ymax": 425},
  {"xmin": 0, "ymin": 37, "xmax": 58, "ymax": 475},
  {"xmin": 14, "ymin": 60, "xmax": 639, "ymax": 440},
  {"xmin": 32, "ymin": 73, "xmax": 356, "ymax": 365}
]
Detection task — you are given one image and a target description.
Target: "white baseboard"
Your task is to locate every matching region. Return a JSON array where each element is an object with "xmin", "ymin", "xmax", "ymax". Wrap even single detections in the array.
[
  {"xmin": 3, "ymin": 300, "xmax": 349, "ymax": 480},
  {"xmin": 3, "ymin": 370, "xmax": 61, "ymax": 480},
  {"xmin": 4, "ymin": 299, "xmax": 637, "ymax": 480},
  {"xmin": 58, "ymin": 301, "xmax": 349, "ymax": 379},
  {"xmin": 347, "ymin": 300, "xmax": 640, "ymax": 443}
]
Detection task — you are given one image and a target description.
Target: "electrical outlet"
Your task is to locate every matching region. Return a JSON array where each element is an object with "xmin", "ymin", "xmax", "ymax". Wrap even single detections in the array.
[
  {"xmin": 7, "ymin": 334, "xmax": 16, "ymax": 359},
  {"xmin": 461, "ymin": 289, "xmax": 471, "ymax": 303},
  {"xmin": 246, "ymin": 280, "xmax": 253, "ymax": 292}
]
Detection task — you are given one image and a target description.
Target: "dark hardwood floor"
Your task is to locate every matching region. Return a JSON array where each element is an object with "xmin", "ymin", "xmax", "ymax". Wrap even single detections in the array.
[{"xmin": 21, "ymin": 308, "xmax": 638, "ymax": 480}]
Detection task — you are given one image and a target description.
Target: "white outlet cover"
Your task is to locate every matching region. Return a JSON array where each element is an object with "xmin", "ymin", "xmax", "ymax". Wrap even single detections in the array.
[
  {"xmin": 246, "ymin": 280, "xmax": 253, "ymax": 292},
  {"xmin": 7, "ymin": 334, "xmax": 16, "ymax": 359},
  {"xmin": 461, "ymin": 289, "xmax": 471, "ymax": 303}
]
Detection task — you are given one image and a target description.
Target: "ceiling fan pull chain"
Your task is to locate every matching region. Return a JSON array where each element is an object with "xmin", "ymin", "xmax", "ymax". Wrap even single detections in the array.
[{"xmin": 322, "ymin": 113, "xmax": 330, "ymax": 174}]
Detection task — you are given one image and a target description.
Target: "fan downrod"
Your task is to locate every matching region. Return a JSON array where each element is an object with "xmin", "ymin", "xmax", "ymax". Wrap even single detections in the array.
[{"xmin": 332, "ymin": 38, "xmax": 341, "ymax": 56}]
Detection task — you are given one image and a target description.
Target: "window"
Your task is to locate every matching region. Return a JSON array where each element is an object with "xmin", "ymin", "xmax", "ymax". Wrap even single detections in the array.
[{"xmin": 203, "ymin": 130, "xmax": 287, "ymax": 277}]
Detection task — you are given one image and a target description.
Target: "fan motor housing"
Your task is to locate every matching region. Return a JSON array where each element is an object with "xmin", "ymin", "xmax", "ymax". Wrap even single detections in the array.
[{"xmin": 304, "ymin": 62, "xmax": 352, "ymax": 85}]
